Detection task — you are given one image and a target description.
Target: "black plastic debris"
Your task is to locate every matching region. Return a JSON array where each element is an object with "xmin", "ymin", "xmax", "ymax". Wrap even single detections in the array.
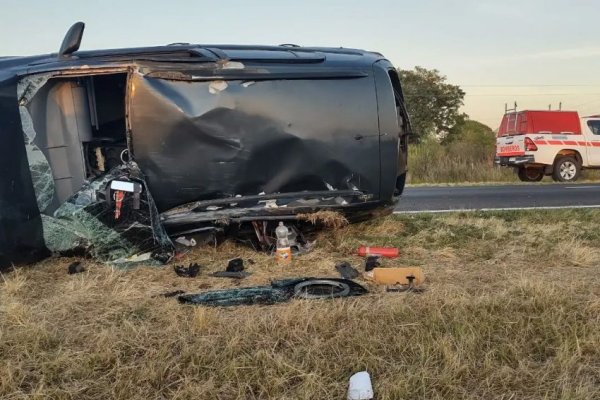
[
  {"xmin": 178, "ymin": 278, "xmax": 367, "ymax": 307},
  {"xmin": 155, "ymin": 290, "xmax": 186, "ymax": 298},
  {"xmin": 211, "ymin": 271, "xmax": 251, "ymax": 279},
  {"xmin": 226, "ymin": 258, "xmax": 245, "ymax": 272},
  {"xmin": 67, "ymin": 261, "xmax": 85, "ymax": 274},
  {"xmin": 364, "ymin": 256, "xmax": 381, "ymax": 272},
  {"xmin": 386, "ymin": 275, "xmax": 426, "ymax": 294},
  {"xmin": 386, "ymin": 285, "xmax": 426, "ymax": 294},
  {"xmin": 335, "ymin": 261, "xmax": 359, "ymax": 280},
  {"xmin": 173, "ymin": 263, "xmax": 202, "ymax": 278}
]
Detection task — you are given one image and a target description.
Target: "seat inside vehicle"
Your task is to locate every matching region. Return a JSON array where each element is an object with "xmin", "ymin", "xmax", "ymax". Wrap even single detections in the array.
[{"xmin": 25, "ymin": 73, "xmax": 128, "ymax": 211}]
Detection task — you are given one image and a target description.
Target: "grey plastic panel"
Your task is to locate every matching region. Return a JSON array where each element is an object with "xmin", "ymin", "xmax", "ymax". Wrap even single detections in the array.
[{"xmin": 27, "ymin": 80, "xmax": 92, "ymax": 212}]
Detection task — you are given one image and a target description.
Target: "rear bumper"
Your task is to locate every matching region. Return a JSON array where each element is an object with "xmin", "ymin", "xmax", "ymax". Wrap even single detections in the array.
[{"xmin": 495, "ymin": 155, "xmax": 535, "ymax": 166}]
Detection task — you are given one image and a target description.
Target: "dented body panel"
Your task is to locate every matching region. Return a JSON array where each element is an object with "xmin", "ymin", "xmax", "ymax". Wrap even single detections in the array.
[{"xmin": 0, "ymin": 41, "xmax": 409, "ymax": 268}]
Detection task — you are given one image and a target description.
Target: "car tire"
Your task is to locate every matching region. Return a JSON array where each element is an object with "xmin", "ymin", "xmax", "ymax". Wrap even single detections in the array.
[
  {"xmin": 552, "ymin": 156, "xmax": 581, "ymax": 182},
  {"xmin": 517, "ymin": 167, "xmax": 544, "ymax": 182}
]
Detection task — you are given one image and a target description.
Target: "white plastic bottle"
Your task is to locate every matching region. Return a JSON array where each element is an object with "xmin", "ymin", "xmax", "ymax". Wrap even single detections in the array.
[{"xmin": 275, "ymin": 222, "xmax": 292, "ymax": 264}]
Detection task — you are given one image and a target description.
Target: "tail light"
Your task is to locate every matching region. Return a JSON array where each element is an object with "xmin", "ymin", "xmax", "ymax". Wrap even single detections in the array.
[{"xmin": 525, "ymin": 137, "xmax": 538, "ymax": 151}]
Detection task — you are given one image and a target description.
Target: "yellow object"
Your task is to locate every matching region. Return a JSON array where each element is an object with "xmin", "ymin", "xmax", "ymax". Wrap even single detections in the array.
[
  {"xmin": 371, "ymin": 267, "xmax": 424, "ymax": 286},
  {"xmin": 275, "ymin": 247, "xmax": 292, "ymax": 264}
]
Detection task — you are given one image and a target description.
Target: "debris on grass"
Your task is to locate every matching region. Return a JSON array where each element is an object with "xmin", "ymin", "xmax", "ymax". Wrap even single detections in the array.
[
  {"xmin": 335, "ymin": 261, "xmax": 359, "ymax": 279},
  {"xmin": 67, "ymin": 261, "xmax": 85, "ymax": 275},
  {"xmin": 226, "ymin": 258, "xmax": 245, "ymax": 272},
  {"xmin": 178, "ymin": 278, "xmax": 367, "ymax": 307},
  {"xmin": 211, "ymin": 271, "xmax": 251, "ymax": 279},
  {"xmin": 348, "ymin": 371, "xmax": 374, "ymax": 400},
  {"xmin": 357, "ymin": 246, "xmax": 399, "ymax": 258},
  {"xmin": 173, "ymin": 263, "xmax": 202, "ymax": 278},
  {"xmin": 364, "ymin": 256, "xmax": 381, "ymax": 272},
  {"xmin": 368, "ymin": 267, "xmax": 425, "ymax": 286}
]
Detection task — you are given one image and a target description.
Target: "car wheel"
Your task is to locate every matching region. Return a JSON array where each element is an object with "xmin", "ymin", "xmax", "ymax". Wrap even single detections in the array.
[
  {"xmin": 517, "ymin": 167, "xmax": 544, "ymax": 182},
  {"xmin": 552, "ymin": 156, "xmax": 581, "ymax": 182}
]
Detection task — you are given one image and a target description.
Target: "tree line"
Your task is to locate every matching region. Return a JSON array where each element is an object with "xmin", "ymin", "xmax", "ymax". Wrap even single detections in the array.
[{"xmin": 399, "ymin": 66, "xmax": 494, "ymax": 144}]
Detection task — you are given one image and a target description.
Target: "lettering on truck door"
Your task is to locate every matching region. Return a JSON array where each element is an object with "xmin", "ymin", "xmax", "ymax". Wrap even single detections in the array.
[{"xmin": 585, "ymin": 120, "xmax": 600, "ymax": 166}]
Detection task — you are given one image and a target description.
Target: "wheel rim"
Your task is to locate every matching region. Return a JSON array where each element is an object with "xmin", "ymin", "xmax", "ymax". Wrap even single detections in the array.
[{"xmin": 560, "ymin": 161, "xmax": 577, "ymax": 180}]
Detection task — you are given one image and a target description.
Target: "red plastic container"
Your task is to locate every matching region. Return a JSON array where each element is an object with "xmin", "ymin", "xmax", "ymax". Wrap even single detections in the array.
[{"xmin": 357, "ymin": 246, "xmax": 399, "ymax": 258}]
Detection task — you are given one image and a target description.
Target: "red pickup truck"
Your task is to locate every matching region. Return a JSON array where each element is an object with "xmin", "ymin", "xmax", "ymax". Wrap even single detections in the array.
[{"xmin": 495, "ymin": 110, "xmax": 600, "ymax": 182}]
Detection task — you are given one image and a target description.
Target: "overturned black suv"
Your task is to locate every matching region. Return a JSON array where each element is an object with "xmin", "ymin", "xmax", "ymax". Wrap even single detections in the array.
[{"xmin": 0, "ymin": 23, "xmax": 410, "ymax": 267}]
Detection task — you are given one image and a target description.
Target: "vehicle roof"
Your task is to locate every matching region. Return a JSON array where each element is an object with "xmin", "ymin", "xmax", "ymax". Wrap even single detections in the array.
[
  {"xmin": 0, "ymin": 44, "xmax": 387, "ymax": 80},
  {"xmin": 505, "ymin": 110, "xmax": 578, "ymax": 114}
]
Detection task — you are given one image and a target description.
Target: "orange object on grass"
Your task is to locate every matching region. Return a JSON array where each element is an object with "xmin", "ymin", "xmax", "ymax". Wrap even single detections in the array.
[{"xmin": 357, "ymin": 246, "xmax": 399, "ymax": 258}]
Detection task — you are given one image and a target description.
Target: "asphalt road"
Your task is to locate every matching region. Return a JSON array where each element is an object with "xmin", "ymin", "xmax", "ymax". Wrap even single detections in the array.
[{"xmin": 394, "ymin": 183, "xmax": 600, "ymax": 213}]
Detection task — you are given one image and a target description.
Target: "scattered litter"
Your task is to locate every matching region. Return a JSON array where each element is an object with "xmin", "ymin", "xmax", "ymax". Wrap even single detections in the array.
[
  {"xmin": 175, "ymin": 236, "xmax": 197, "ymax": 247},
  {"xmin": 178, "ymin": 278, "xmax": 367, "ymax": 307},
  {"xmin": 226, "ymin": 258, "xmax": 245, "ymax": 272},
  {"xmin": 211, "ymin": 271, "xmax": 250, "ymax": 279},
  {"xmin": 348, "ymin": 371, "xmax": 374, "ymax": 400},
  {"xmin": 357, "ymin": 246, "xmax": 399, "ymax": 258},
  {"xmin": 335, "ymin": 261, "xmax": 359, "ymax": 279},
  {"xmin": 173, "ymin": 263, "xmax": 202, "ymax": 278},
  {"xmin": 364, "ymin": 256, "xmax": 381, "ymax": 272},
  {"xmin": 67, "ymin": 261, "xmax": 85, "ymax": 275},
  {"xmin": 370, "ymin": 267, "xmax": 424, "ymax": 286}
]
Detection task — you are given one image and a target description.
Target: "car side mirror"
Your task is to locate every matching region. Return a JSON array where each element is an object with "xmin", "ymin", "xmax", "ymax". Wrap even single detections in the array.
[{"xmin": 58, "ymin": 22, "xmax": 85, "ymax": 58}]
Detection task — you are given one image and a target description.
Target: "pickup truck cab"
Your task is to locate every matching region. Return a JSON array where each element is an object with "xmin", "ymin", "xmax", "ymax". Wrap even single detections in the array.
[{"xmin": 495, "ymin": 110, "xmax": 600, "ymax": 182}]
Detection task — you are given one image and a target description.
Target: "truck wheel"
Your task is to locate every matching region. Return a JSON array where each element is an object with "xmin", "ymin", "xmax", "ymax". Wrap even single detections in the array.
[
  {"xmin": 552, "ymin": 157, "xmax": 581, "ymax": 182},
  {"xmin": 517, "ymin": 167, "xmax": 544, "ymax": 182}
]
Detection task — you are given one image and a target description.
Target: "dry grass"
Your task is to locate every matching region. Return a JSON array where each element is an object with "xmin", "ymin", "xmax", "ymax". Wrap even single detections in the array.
[
  {"xmin": 2, "ymin": 210, "xmax": 600, "ymax": 399},
  {"xmin": 297, "ymin": 211, "xmax": 349, "ymax": 230}
]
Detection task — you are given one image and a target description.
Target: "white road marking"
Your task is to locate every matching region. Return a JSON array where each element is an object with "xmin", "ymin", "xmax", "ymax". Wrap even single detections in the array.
[
  {"xmin": 565, "ymin": 186, "xmax": 599, "ymax": 189},
  {"xmin": 394, "ymin": 204, "xmax": 600, "ymax": 214}
]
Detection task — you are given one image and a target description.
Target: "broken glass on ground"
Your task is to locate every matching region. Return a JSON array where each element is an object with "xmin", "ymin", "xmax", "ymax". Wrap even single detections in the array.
[{"xmin": 42, "ymin": 162, "xmax": 174, "ymax": 264}]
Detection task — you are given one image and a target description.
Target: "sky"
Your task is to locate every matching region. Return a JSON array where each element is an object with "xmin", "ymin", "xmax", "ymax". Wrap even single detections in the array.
[{"xmin": 2, "ymin": 0, "xmax": 599, "ymax": 128}]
